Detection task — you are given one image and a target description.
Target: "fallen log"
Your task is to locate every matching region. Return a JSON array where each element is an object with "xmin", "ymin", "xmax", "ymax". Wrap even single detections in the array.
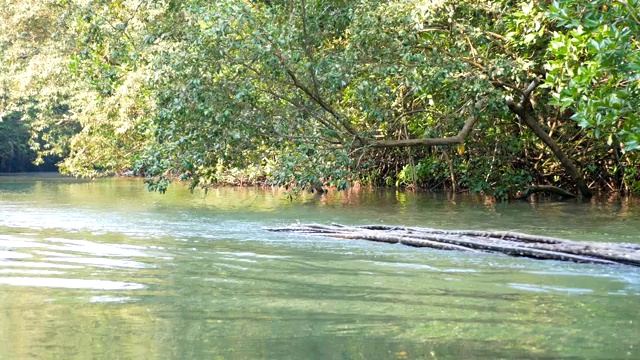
[{"xmin": 265, "ymin": 223, "xmax": 640, "ymax": 267}]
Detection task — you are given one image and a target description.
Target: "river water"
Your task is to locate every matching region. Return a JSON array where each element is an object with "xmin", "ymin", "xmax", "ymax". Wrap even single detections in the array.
[{"xmin": 0, "ymin": 174, "xmax": 638, "ymax": 359}]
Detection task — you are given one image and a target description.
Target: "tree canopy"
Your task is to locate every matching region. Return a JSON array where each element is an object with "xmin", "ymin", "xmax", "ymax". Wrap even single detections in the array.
[{"xmin": 1, "ymin": 0, "xmax": 639, "ymax": 198}]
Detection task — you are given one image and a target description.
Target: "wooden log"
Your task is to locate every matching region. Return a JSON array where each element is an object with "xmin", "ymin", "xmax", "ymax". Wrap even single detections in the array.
[
  {"xmin": 516, "ymin": 242, "xmax": 640, "ymax": 267},
  {"xmin": 336, "ymin": 232, "xmax": 483, "ymax": 252},
  {"xmin": 372, "ymin": 232, "xmax": 619, "ymax": 265},
  {"xmin": 264, "ymin": 223, "xmax": 640, "ymax": 267}
]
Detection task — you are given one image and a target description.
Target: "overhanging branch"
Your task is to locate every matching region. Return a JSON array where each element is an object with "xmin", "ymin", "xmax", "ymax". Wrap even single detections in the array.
[
  {"xmin": 273, "ymin": 51, "xmax": 360, "ymax": 139},
  {"xmin": 368, "ymin": 100, "xmax": 484, "ymax": 148}
]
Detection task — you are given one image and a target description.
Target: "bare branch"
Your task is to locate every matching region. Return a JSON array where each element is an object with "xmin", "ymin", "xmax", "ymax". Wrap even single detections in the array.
[
  {"xmin": 393, "ymin": 108, "xmax": 427, "ymax": 122},
  {"xmin": 418, "ymin": 26, "xmax": 449, "ymax": 33},
  {"xmin": 369, "ymin": 100, "xmax": 484, "ymax": 148},
  {"xmin": 491, "ymin": 81, "xmax": 525, "ymax": 96},
  {"xmin": 523, "ymin": 77, "xmax": 541, "ymax": 99},
  {"xmin": 484, "ymin": 31, "xmax": 507, "ymax": 41}
]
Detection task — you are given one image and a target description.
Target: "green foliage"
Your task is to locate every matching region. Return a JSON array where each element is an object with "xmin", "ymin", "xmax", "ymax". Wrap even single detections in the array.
[
  {"xmin": 0, "ymin": 113, "xmax": 31, "ymax": 172},
  {"xmin": 546, "ymin": 0, "xmax": 640, "ymax": 151},
  {"xmin": 2, "ymin": 0, "xmax": 639, "ymax": 197},
  {"xmin": 0, "ymin": 0, "xmax": 80, "ymax": 171}
]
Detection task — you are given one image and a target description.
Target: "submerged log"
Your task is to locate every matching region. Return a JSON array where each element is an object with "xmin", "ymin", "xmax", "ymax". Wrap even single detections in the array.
[{"xmin": 265, "ymin": 223, "xmax": 640, "ymax": 267}]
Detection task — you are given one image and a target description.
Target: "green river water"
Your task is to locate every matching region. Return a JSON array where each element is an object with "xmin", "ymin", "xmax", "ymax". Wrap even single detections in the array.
[{"xmin": 0, "ymin": 174, "xmax": 639, "ymax": 359}]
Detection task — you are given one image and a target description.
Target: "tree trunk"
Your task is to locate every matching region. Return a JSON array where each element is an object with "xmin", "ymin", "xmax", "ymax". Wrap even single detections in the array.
[
  {"xmin": 506, "ymin": 79, "xmax": 593, "ymax": 198},
  {"xmin": 368, "ymin": 100, "xmax": 484, "ymax": 148}
]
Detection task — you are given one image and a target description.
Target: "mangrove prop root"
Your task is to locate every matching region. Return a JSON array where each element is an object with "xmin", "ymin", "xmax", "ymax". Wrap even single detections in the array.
[
  {"xmin": 516, "ymin": 185, "xmax": 576, "ymax": 200},
  {"xmin": 265, "ymin": 223, "xmax": 640, "ymax": 267}
]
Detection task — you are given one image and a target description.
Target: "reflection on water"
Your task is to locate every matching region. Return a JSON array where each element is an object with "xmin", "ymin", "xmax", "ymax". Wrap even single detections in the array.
[
  {"xmin": 0, "ymin": 277, "xmax": 144, "ymax": 290},
  {"xmin": 0, "ymin": 175, "xmax": 639, "ymax": 359}
]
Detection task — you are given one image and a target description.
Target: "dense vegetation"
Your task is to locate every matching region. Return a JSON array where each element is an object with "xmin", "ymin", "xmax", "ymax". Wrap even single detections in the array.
[{"xmin": 1, "ymin": 0, "xmax": 638, "ymax": 198}]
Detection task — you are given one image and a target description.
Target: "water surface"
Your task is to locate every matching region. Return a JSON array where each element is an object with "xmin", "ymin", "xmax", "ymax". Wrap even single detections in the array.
[{"xmin": 1, "ymin": 174, "xmax": 639, "ymax": 359}]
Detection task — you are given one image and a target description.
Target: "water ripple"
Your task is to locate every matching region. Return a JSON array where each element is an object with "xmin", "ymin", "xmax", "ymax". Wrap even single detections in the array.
[
  {"xmin": 41, "ymin": 257, "xmax": 149, "ymax": 269},
  {"xmin": 0, "ymin": 277, "xmax": 144, "ymax": 290},
  {"xmin": 0, "ymin": 233, "xmax": 161, "ymax": 290}
]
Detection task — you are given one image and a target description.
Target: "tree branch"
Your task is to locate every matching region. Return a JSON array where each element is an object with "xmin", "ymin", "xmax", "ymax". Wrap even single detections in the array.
[
  {"xmin": 273, "ymin": 51, "xmax": 360, "ymax": 139},
  {"xmin": 240, "ymin": 62, "xmax": 345, "ymax": 142},
  {"xmin": 506, "ymin": 78, "xmax": 593, "ymax": 197},
  {"xmin": 262, "ymin": 88, "xmax": 345, "ymax": 143},
  {"xmin": 369, "ymin": 100, "xmax": 484, "ymax": 148},
  {"xmin": 491, "ymin": 81, "xmax": 525, "ymax": 96}
]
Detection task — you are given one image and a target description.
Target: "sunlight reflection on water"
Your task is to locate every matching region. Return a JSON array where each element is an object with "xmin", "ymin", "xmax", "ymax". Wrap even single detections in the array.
[{"xmin": 0, "ymin": 277, "xmax": 144, "ymax": 290}]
